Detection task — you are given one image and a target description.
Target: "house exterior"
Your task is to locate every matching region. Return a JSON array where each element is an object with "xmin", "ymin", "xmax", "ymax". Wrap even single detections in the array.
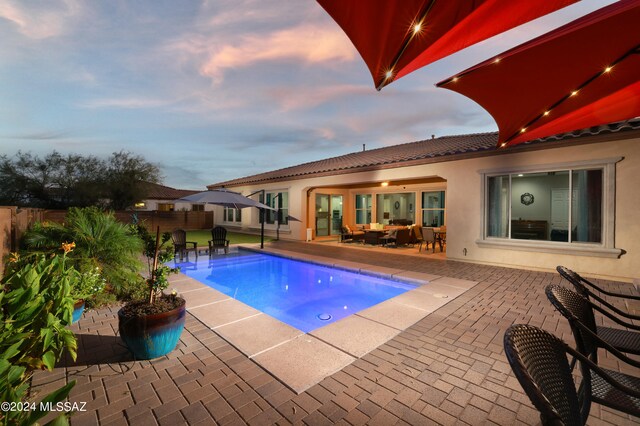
[
  {"xmin": 134, "ymin": 182, "xmax": 202, "ymax": 212},
  {"xmin": 207, "ymin": 120, "xmax": 640, "ymax": 282}
]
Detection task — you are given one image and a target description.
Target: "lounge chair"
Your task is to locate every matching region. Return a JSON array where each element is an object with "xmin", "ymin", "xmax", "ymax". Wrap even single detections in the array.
[
  {"xmin": 504, "ymin": 324, "xmax": 640, "ymax": 424},
  {"xmin": 340, "ymin": 225, "xmax": 364, "ymax": 243},
  {"xmin": 209, "ymin": 226, "xmax": 230, "ymax": 254},
  {"xmin": 171, "ymin": 229, "xmax": 198, "ymax": 261}
]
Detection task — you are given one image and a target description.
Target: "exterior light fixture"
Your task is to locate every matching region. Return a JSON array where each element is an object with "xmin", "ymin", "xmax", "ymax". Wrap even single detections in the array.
[{"xmin": 381, "ymin": 181, "xmax": 389, "ymax": 187}]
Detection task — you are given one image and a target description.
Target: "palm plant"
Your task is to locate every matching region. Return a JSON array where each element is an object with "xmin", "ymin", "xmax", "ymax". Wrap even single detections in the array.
[{"xmin": 22, "ymin": 207, "xmax": 143, "ymax": 299}]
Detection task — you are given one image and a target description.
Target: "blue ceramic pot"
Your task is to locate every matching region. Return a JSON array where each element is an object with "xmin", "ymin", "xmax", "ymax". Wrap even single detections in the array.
[
  {"xmin": 72, "ymin": 300, "xmax": 85, "ymax": 324},
  {"xmin": 118, "ymin": 300, "xmax": 186, "ymax": 360}
]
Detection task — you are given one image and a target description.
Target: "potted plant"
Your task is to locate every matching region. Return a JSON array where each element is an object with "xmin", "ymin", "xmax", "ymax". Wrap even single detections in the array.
[
  {"xmin": 69, "ymin": 260, "xmax": 107, "ymax": 324},
  {"xmin": 117, "ymin": 226, "xmax": 184, "ymax": 360}
]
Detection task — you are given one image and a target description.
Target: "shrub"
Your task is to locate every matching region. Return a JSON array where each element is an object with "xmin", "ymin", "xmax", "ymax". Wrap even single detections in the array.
[
  {"xmin": 22, "ymin": 207, "xmax": 143, "ymax": 301},
  {"xmin": 1, "ymin": 249, "xmax": 80, "ymax": 425}
]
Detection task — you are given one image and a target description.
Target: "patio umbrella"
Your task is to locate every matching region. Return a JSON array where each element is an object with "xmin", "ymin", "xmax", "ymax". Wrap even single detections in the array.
[
  {"xmin": 176, "ymin": 188, "xmax": 274, "ymax": 210},
  {"xmin": 317, "ymin": 0, "xmax": 577, "ymax": 90},
  {"xmin": 176, "ymin": 188, "xmax": 275, "ymax": 248},
  {"xmin": 437, "ymin": 0, "xmax": 640, "ymax": 147}
]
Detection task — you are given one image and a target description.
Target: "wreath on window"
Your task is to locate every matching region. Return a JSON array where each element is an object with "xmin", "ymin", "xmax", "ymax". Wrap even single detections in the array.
[
  {"xmin": 520, "ymin": 192, "xmax": 535, "ymax": 206},
  {"xmin": 394, "ymin": 201, "xmax": 400, "ymax": 209}
]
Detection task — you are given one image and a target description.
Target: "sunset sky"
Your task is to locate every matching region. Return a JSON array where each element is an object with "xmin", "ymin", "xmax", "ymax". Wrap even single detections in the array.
[{"xmin": 0, "ymin": 0, "xmax": 615, "ymax": 189}]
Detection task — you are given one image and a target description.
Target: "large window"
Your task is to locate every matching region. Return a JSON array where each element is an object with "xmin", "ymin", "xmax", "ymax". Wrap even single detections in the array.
[
  {"xmin": 376, "ymin": 193, "xmax": 415, "ymax": 225},
  {"xmin": 260, "ymin": 191, "xmax": 289, "ymax": 226},
  {"xmin": 355, "ymin": 194, "xmax": 372, "ymax": 225},
  {"xmin": 486, "ymin": 168, "xmax": 603, "ymax": 243},
  {"xmin": 421, "ymin": 191, "xmax": 445, "ymax": 227}
]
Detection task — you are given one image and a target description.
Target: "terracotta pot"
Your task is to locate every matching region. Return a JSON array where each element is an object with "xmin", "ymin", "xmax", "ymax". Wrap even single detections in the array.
[
  {"xmin": 117, "ymin": 301, "xmax": 186, "ymax": 360},
  {"xmin": 72, "ymin": 299, "xmax": 85, "ymax": 324}
]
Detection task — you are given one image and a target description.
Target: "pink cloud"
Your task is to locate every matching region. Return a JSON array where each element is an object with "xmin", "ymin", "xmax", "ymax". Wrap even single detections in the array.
[
  {"xmin": 0, "ymin": 0, "xmax": 82, "ymax": 39},
  {"xmin": 195, "ymin": 24, "xmax": 355, "ymax": 84}
]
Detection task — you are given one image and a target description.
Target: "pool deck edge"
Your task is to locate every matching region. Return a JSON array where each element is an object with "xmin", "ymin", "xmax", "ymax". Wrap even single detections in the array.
[{"xmin": 171, "ymin": 246, "xmax": 479, "ymax": 394}]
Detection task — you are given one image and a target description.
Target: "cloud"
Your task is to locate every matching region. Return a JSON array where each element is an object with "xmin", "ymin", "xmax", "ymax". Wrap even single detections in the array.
[
  {"xmin": 80, "ymin": 96, "xmax": 172, "ymax": 110},
  {"xmin": 0, "ymin": 0, "xmax": 82, "ymax": 39},
  {"xmin": 167, "ymin": 23, "xmax": 355, "ymax": 85}
]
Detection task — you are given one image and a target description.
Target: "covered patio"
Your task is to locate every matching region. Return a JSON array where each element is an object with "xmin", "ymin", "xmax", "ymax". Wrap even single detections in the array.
[{"xmin": 32, "ymin": 240, "xmax": 639, "ymax": 425}]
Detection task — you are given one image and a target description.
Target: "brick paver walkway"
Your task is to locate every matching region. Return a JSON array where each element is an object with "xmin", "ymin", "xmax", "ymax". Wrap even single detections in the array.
[{"xmin": 32, "ymin": 241, "xmax": 640, "ymax": 425}]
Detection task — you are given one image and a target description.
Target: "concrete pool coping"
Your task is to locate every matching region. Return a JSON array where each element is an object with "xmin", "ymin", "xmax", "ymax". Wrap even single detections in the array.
[{"xmin": 166, "ymin": 245, "xmax": 478, "ymax": 394}]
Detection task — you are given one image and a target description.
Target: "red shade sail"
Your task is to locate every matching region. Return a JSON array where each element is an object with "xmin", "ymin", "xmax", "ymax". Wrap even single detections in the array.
[
  {"xmin": 437, "ymin": 0, "xmax": 640, "ymax": 147},
  {"xmin": 317, "ymin": 0, "xmax": 577, "ymax": 90}
]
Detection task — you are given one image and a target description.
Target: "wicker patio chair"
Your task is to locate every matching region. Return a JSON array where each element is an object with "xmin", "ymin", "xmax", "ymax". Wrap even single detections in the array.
[
  {"xmin": 208, "ymin": 226, "xmax": 230, "ymax": 254},
  {"xmin": 381, "ymin": 228, "xmax": 411, "ymax": 247},
  {"xmin": 557, "ymin": 266, "xmax": 640, "ymax": 321},
  {"xmin": 545, "ymin": 284, "xmax": 640, "ymax": 357},
  {"xmin": 504, "ymin": 324, "xmax": 640, "ymax": 425},
  {"xmin": 171, "ymin": 229, "xmax": 198, "ymax": 260}
]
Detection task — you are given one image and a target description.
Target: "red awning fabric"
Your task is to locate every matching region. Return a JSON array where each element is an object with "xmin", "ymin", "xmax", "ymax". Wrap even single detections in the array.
[
  {"xmin": 437, "ymin": 0, "xmax": 640, "ymax": 147},
  {"xmin": 317, "ymin": 0, "xmax": 577, "ymax": 90}
]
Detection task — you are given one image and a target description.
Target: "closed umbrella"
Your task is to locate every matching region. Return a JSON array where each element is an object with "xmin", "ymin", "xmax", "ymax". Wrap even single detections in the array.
[
  {"xmin": 317, "ymin": 0, "xmax": 576, "ymax": 90},
  {"xmin": 437, "ymin": 0, "xmax": 640, "ymax": 147}
]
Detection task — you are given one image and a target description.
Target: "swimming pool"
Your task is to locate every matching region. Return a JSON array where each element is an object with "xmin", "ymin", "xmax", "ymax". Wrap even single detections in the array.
[{"xmin": 173, "ymin": 250, "xmax": 416, "ymax": 332}]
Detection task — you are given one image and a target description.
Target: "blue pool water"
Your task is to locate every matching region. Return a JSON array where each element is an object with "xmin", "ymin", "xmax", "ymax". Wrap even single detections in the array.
[{"xmin": 173, "ymin": 250, "xmax": 416, "ymax": 332}]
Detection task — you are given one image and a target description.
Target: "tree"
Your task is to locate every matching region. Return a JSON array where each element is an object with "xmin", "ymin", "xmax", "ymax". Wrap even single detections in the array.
[
  {"xmin": 104, "ymin": 151, "xmax": 161, "ymax": 210},
  {"xmin": 0, "ymin": 150, "xmax": 161, "ymax": 209}
]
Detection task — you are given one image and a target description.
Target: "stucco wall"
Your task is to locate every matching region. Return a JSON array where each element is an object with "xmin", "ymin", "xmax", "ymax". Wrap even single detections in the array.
[{"xmin": 223, "ymin": 136, "xmax": 639, "ymax": 282}]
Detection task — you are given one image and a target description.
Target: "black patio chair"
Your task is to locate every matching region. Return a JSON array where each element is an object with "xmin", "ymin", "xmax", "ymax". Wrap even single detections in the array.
[
  {"xmin": 504, "ymin": 324, "xmax": 640, "ymax": 425},
  {"xmin": 557, "ymin": 265, "xmax": 640, "ymax": 321},
  {"xmin": 545, "ymin": 284, "xmax": 640, "ymax": 357},
  {"xmin": 208, "ymin": 226, "xmax": 230, "ymax": 254},
  {"xmin": 171, "ymin": 229, "xmax": 198, "ymax": 261}
]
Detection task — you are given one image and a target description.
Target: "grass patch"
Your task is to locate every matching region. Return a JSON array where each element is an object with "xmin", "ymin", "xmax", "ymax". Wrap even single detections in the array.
[{"xmin": 186, "ymin": 230, "xmax": 274, "ymax": 246}]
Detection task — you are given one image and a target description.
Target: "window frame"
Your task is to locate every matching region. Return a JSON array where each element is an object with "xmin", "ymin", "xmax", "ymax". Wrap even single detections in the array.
[
  {"xmin": 355, "ymin": 193, "xmax": 372, "ymax": 225},
  {"xmin": 421, "ymin": 190, "xmax": 446, "ymax": 228},
  {"xmin": 222, "ymin": 206, "xmax": 242, "ymax": 224},
  {"xmin": 259, "ymin": 190, "xmax": 290, "ymax": 228},
  {"xmin": 477, "ymin": 157, "xmax": 622, "ymax": 258}
]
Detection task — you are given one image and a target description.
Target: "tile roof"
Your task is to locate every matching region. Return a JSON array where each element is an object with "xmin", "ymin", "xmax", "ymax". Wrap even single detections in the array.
[
  {"xmin": 209, "ymin": 119, "xmax": 640, "ymax": 188},
  {"xmin": 141, "ymin": 181, "xmax": 200, "ymax": 200}
]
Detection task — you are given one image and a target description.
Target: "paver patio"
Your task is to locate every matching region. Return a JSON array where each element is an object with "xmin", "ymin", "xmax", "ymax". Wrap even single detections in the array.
[{"xmin": 32, "ymin": 240, "xmax": 640, "ymax": 425}]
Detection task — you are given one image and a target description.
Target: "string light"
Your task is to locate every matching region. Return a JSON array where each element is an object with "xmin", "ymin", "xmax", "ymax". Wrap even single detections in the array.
[
  {"xmin": 376, "ymin": 2, "xmax": 436, "ymax": 90},
  {"xmin": 570, "ymin": 90, "xmax": 578, "ymax": 97},
  {"xmin": 604, "ymin": 66, "xmax": 612, "ymax": 73},
  {"xmin": 494, "ymin": 58, "xmax": 501, "ymax": 64},
  {"xmin": 520, "ymin": 128, "xmax": 527, "ymax": 133},
  {"xmin": 543, "ymin": 111, "xmax": 550, "ymax": 116}
]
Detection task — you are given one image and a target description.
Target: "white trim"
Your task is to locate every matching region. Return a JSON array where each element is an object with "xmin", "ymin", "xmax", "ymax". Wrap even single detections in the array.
[
  {"xmin": 477, "ymin": 157, "xmax": 623, "ymax": 175},
  {"xmin": 478, "ymin": 156, "xmax": 622, "ymax": 255},
  {"xmin": 476, "ymin": 238, "xmax": 622, "ymax": 258}
]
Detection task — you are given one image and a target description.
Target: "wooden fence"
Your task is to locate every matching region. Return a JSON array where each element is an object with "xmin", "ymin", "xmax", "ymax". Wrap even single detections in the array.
[
  {"xmin": 0, "ymin": 207, "xmax": 45, "ymax": 273},
  {"xmin": 42, "ymin": 210, "xmax": 214, "ymax": 233},
  {"xmin": 0, "ymin": 208, "xmax": 213, "ymax": 274}
]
